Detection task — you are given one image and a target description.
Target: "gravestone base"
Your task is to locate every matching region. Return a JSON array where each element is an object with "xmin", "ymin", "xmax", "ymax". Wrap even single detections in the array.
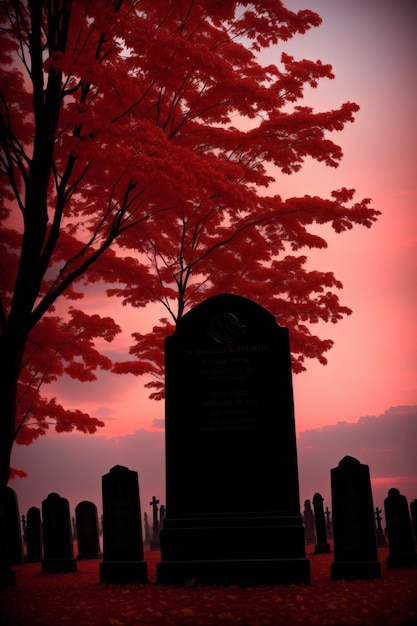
[
  {"xmin": 157, "ymin": 516, "xmax": 310, "ymax": 586},
  {"xmin": 157, "ymin": 557, "xmax": 310, "ymax": 587},
  {"xmin": 386, "ymin": 553, "xmax": 417, "ymax": 569},
  {"xmin": 77, "ymin": 551, "xmax": 103, "ymax": 560},
  {"xmin": 99, "ymin": 560, "xmax": 148, "ymax": 585},
  {"xmin": 41, "ymin": 558, "xmax": 77, "ymax": 573},
  {"xmin": 313, "ymin": 543, "xmax": 332, "ymax": 554},
  {"xmin": 331, "ymin": 560, "xmax": 382, "ymax": 581}
]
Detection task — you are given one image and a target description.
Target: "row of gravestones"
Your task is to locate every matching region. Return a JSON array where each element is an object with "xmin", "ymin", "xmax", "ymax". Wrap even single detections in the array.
[
  {"xmin": 5, "ymin": 458, "xmax": 417, "ymax": 585},
  {"xmin": 3, "ymin": 466, "xmax": 166, "ymax": 583},
  {"xmin": 304, "ymin": 456, "xmax": 417, "ymax": 579}
]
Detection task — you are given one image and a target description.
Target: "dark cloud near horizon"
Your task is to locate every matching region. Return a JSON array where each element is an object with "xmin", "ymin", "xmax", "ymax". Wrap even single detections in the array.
[{"xmin": 10, "ymin": 405, "xmax": 417, "ymax": 520}]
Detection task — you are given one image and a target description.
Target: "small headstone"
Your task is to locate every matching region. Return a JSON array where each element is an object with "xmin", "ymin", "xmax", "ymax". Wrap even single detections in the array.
[
  {"xmin": 303, "ymin": 500, "xmax": 316, "ymax": 545},
  {"xmin": 75, "ymin": 501, "xmax": 101, "ymax": 560},
  {"xmin": 99, "ymin": 465, "xmax": 148, "ymax": 584},
  {"xmin": 41, "ymin": 493, "xmax": 77, "ymax": 573},
  {"xmin": 384, "ymin": 488, "xmax": 417, "ymax": 568},
  {"xmin": 159, "ymin": 505, "xmax": 166, "ymax": 530},
  {"xmin": 324, "ymin": 507, "xmax": 333, "ymax": 539},
  {"xmin": 4, "ymin": 487, "xmax": 24, "ymax": 565},
  {"xmin": 374, "ymin": 507, "xmax": 387, "ymax": 548},
  {"xmin": 330, "ymin": 456, "xmax": 381, "ymax": 580},
  {"xmin": 313, "ymin": 493, "xmax": 331, "ymax": 554},
  {"xmin": 143, "ymin": 512, "xmax": 151, "ymax": 546},
  {"xmin": 25, "ymin": 507, "xmax": 42, "ymax": 563},
  {"xmin": 149, "ymin": 496, "xmax": 160, "ymax": 551},
  {"xmin": 157, "ymin": 294, "xmax": 310, "ymax": 585},
  {"xmin": 410, "ymin": 499, "xmax": 417, "ymax": 543}
]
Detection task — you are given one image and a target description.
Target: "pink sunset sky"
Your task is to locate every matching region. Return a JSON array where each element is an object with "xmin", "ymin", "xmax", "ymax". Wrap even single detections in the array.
[{"xmin": 11, "ymin": 0, "xmax": 417, "ymax": 521}]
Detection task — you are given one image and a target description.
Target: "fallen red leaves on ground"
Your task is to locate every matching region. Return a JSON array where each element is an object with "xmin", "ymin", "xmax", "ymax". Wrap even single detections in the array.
[{"xmin": 1, "ymin": 547, "xmax": 417, "ymax": 626}]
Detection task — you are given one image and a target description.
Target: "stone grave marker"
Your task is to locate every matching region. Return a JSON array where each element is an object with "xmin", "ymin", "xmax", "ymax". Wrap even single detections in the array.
[
  {"xmin": 99, "ymin": 465, "xmax": 148, "ymax": 584},
  {"xmin": 157, "ymin": 293, "xmax": 310, "ymax": 585},
  {"xmin": 303, "ymin": 500, "xmax": 316, "ymax": 545},
  {"xmin": 384, "ymin": 488, "xmax": 417, "ymax": 568},
  {"xmin": 330, "ymin": 456, "xmax": 381, "ymax": 580},
  {"xmin": 149, "ymin": 496, "xmax": 160, "ymax": 551},
  {"xmin": 25, "ymin": 507, "xmax": 42, "ymax": 563},
  {"xmin": 41, "ymin": 493, "xmax": 77, "ymax": 573},
  {"xmin": 324, "ymin": 506, "xmax": 333, "ymax": 539},
  {"xmin": 4, "ymin": 487, "xmax": 24, "ymax": 566},
  {"xmin": 143, "ymin": 512, "xmax": 151, "ymax": 546},
  {"xmin": 313, "ymin": 493, "xmax": 331, "ymax": 554},
  {"xmin": 75, "ymin": 501, "xmax": 101, "ymax": 560},
  {"xmin": 374, "ymin": 507, "xmax": 387, "ymax": 548}
]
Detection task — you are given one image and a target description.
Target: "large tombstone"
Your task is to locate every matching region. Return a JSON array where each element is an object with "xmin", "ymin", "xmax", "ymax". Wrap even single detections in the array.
[
  {"xmin": 41, "ymin": 493, "xmax": 77, "ymax": 573},
  {"xmin": 75, "ymin": 501, "xmax": 101, "ymax": 560},
  {"xmin": 157, "ymin": 294, "xmax": 310, "ymax": 585},
  {"xmin": 384, "ymin": 488, "xmax": 417, "ymax": 568},
  {"xmin": 330, "ymin": 456, "xmax": 381, "ymax": 580},
  {"xmin": 25, "ymin": 507, "xmax": 42, "ymax": 563},
  {"xmin": 99, "ymin": 465, "xmax": 148, "ymax": 584}
]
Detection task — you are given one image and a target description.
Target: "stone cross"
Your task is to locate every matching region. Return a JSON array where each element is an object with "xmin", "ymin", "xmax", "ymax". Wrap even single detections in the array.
[
  {"xmin": 150, "ymin": 496, "xmax": 160, "ymax": 527},
  {"xmin": 374, "ymin": 507, "xmax": 386, "ymax": 548}
]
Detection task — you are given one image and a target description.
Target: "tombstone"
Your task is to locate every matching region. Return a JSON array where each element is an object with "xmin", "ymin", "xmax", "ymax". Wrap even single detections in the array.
[
  {"xmin": 143, "ymin": 512, "xmax": 151, "ymax": 546},
  {"xmin": 159, "ymin": 505, "xmax": 166, "ymax": 530},
  {"xmin": 384, "ymin": 488, "xmax": 417, "ymax": 568},
  {"xmin": 303, "ymin": 500, "xmax": 316, "ymax": 545},
  {"xmin": 75, "ymin": 501, "xmax": 101, "ymax": 560},
  {"xmin": 330, "ymin": 456, "xmax": 381, "ymax": 580},
  {"xmin": 41, "ymin": 493, "xmax": 77, "ymax": 573},
  {"xmin": 312, "ymin": 493, "xmax": 331, "ymax": 554},
  {"xmin": 410, "ymin": 499, "xmax": 417, "ymax": 543},
  {"xmin": 149, "ymin": 496, "xmax": 160, "ymax": 551},
  {"xmin": 25, "ymin": 507, "xmax": 42, "ymax": 563},
  {"xmin": 157, "ymin": 294, "xmax": 310, "ymax": 585},
  {"xmin": 4, "ymin": 487, "xmax": 24, "ymax": 566},
  {"xmin": 99, "ymin": 465, "xmax": 148, "ymax": 584},
  {"xmin": 324, "ymin": 507, "xmax": 333, "ymax": 539},
  {"xmin": 374, "ymin": 507, "xmax": 387, "ymax": 548}
]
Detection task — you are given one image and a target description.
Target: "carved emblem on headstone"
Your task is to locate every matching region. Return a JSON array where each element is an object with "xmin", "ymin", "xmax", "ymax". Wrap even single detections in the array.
[{"xmin": 208, "ymin": 312, "xmax": 245, "ymax": 344}]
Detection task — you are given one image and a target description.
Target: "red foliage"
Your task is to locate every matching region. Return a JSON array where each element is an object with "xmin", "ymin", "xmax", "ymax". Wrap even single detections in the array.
[{"xmin": 1, "ymin": 548, "xmax": 416, "ymax": 625}]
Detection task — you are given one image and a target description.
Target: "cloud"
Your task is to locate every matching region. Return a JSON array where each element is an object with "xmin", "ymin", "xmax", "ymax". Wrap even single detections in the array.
[
  {"xmin": 297, "ymin": 406, "xmax": 417, "ymax": 510},
  {"xmin": 10, "ymin": 406, "xmax": 417, "ymax": 523}
]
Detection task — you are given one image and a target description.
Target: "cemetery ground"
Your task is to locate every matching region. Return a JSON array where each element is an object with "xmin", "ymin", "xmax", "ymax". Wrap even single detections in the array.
[{"xmin": 1, "ymin": 544, "xmax": 417, "ymax": 626}]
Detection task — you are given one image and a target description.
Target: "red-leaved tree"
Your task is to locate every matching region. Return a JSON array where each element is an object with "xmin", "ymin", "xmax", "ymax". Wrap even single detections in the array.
[{"xmin": 0, "ymin": 0, "xmax": 379, "ymax": 542}]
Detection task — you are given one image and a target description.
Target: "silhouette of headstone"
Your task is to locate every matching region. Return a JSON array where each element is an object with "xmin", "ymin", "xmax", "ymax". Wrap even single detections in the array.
[
  {"xmin": 330, "ymin": 456, "xmax": 381, "ymax": 580},
  {"xmin": 374, "ymin": 507, "xmax": 387, "ymax": 548},
  {"xmin": 384, "ymin": 488, "xmax": 417, "ymax": 568},
  {"xmin": 157, "ymin": 293, "xmax": 310, "ymax": 585},
  {"xmin": 143, "ymin": 512, "xmax": 151, "ymax": 546},
  {"xmin": 313, "ymin": 493, "xmax": 331, "ymax": 554},
  {"xmin": 41, "ymin": 493, "xmax": 77, "ymax": 573},
  {"xmin": 303, "ymin": 500, "xmax": 316, "ymax": 545},
  {"xmin": 159, "ymin": 505, "xmax": 166, "ymax": 530},
  {"xmin": 99, "ymin": 465, "xmax": 148, "ymax": 584},
  {"xmin": 324, "ymin": 506, "xmax": 333, "ymax": 539},
  {"xmin": 4, "ymin": 487, "xmax": 24, "ymax": 566},
  {"xmin": 25, "ymin": 507, "xmax": 42, "ymax": 563},
  {"xmin": 75, "ymin": 501, "xmax": 101, "ymax": 560},
  {"xmin": 410, "ymin": 499, "xmax": 417, "ymax": 543},
  {"xmin": 149, "ymin": 496, "xmax": 160, "ymax": 551}
]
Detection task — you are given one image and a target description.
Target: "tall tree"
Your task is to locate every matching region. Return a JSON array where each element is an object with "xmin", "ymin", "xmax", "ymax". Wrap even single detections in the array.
[{"xmin": 0, "ymin": 0, "xmax": 379, "ymax": 542}]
